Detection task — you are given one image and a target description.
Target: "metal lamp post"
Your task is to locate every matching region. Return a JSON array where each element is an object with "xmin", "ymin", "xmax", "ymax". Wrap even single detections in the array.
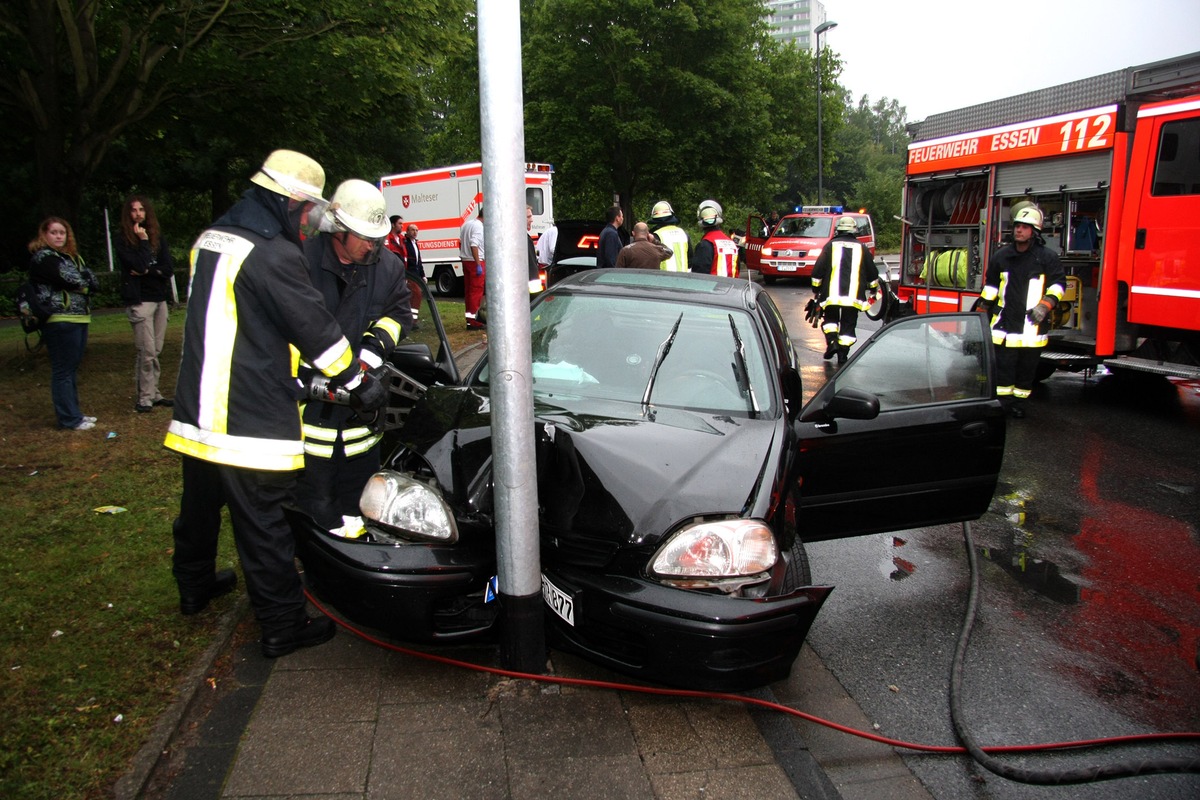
[{"xmin": 815, "ymin": 20, "xmax": 838, "ymax": 205}]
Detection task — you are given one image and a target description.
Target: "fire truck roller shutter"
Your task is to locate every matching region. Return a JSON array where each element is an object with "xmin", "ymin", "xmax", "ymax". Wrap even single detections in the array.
[{"xmin": 993, "ymin": 151, "xmax": 1113, "ymax": 196}]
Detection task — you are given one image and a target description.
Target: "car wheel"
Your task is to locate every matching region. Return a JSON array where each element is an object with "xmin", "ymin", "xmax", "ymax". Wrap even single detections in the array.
[
  {"xmin": 781, "ymin": 538, "xmax": 813, "ymax": 590},
  {"xmin": 1034, "ymin": 359, "xmax": 1057, "ymax": 383},
  {"xmin": 778, "ymin": 491, "xmax": 812, "ymax": 589},
  {"xmin": 434, "ymin": 267, "xmax": 457, "ymax": 296}
]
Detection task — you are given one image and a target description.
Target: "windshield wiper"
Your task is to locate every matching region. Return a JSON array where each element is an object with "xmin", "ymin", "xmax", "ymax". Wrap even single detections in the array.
[
  {"xmin": 728, "ymin": 314, "xmax": 760, "ymax": 418},
  {"xmin": 641, "ymin": 312, "xmax": 684, "ymax": 408}
]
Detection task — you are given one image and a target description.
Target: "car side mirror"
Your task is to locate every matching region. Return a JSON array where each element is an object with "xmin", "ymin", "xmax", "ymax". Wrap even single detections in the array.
[{"xmin": 817, "ymin": 387, "xmax": 880, "ymax": 421}]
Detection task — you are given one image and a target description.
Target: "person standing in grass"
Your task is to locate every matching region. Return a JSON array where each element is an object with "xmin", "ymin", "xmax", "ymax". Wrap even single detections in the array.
[
  {"xmin": 27, "ymin": 216, "xmax": 99, "ymax": 431},
  {"xmin": 115, "ymin": 195, "xmax": 175, "ymax": 413}
]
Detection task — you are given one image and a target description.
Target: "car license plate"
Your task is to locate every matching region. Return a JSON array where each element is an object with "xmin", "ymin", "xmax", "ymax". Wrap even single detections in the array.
[
  {"xmin": 541, "ymin": 573, "xmax": 575, "ymax": 626},
  {"xmin": 778, "ymin": 264, "xmax": 797, "ymax": 272}
]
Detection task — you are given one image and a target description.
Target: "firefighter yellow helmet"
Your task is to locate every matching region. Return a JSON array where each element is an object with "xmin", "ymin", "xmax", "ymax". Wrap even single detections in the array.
[
  {"xmin": 1011, "ymin": 205, "xmax": 1043, "ymax": 231},
  {"xmin": 251, "ymin": 149, "xmax": 327, "ymax": 215},
  {"xmin": 835, "ymin": 215, "xmax": 858, "ymax": 234},
  {"xmin": 697, "ymin": 199, "xmax": 723, "ymax": 226},
  {"xmin": 651, "ymin": 200, "xmax": 675, "ymax": 219},
  {"xmin": 326, "ymin": 179, "xmax": 391, "ymax": 240}
]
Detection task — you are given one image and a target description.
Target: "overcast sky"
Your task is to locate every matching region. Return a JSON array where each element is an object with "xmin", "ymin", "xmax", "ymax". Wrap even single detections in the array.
[{"xmin": 826, "ymin": 0, "xmax": 1200, "ymax": 122}]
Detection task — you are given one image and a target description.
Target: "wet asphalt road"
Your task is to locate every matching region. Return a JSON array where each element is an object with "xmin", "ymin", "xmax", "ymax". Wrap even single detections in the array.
[{"xmin": 764, "ymin": 277, "xmax": 1200, "ymax": 799}]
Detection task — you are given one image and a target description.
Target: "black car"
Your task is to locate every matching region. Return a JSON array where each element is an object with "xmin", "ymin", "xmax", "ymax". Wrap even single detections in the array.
[
  {"xmin": 544, "ymin": 219, "xmax": 603, "ymax": 287},
  {"xmin": 293, "ymin": 269, "xmax": 1005, "ymax": 690}
]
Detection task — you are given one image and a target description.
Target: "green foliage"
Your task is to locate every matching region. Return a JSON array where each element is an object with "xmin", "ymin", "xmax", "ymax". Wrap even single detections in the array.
[
  {"xmin": 524, "ymin": 0, "xmax": 782, "ymax": 222},
  {"xmin": 828, "ymin": 94, "xmax": 911, "ymax": 249}
]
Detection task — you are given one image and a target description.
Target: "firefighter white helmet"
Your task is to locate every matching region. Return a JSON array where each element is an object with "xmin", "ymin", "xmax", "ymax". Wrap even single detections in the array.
[
  {"xmin": 835, "ymin": 215, "xmax": 858, "ymax": 234},
  {"xmin": 326, "ymin": 179, "xmax": 391, "ymax": 240},
  {"xmin": 697, "ymin": 199, "xmax": 723, "ymax": 226},
  {"xmin": 1011, "ymin": 205, "xmax": 1043, "ymax": 231},
  {"xmin": 250, "ymin": 150, "xmax": 327, "ymax": 207},
  {"xmin": 651, "ymin": 200, "xmax": 675, "ymax": 219}
]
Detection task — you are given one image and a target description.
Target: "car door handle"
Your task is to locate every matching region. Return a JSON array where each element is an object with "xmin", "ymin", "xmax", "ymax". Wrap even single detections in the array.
[{"xmin": 961, "ymin": 422, "xmax": 989, "ymax": 439}]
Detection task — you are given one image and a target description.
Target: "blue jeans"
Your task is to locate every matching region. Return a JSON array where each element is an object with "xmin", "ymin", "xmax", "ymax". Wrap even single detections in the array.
[{"xmin": 43, "ymin": 321, "xmax": 89, "ymax": 428}]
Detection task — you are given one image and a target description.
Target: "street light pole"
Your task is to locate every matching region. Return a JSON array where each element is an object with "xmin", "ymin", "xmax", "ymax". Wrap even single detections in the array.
[{"xmin": 815, "ymin": 20, "xmax": 837, "ymax": 205}]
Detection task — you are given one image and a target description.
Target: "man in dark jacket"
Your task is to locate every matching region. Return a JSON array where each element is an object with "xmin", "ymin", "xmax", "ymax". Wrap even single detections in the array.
[
  {"xmin": 977, "ymin": 204, "xmax": 1065, "ymax": 418},
  {"xmin": 165, "ymin": 150, "xmax": 388, "ymax": 658},
  {"xmin": 298, "ymin": 179, "xmax": 411, "ymax": 536},
  {"xmin": 616, "ymin": 222, "xmax": 673, "ymax": 269},
  {"xmin": 597, "ymin": 205, "xmax": 624, "ymax": 269}
]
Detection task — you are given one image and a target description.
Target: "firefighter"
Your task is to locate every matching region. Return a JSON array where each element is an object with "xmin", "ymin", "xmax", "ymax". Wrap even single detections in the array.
[
  {"xmin": 977, "ymin": 205, "xmax": 1065, "ymax": 418},
  {"xmin": 165, "ymin": 150, "xmax": 388, "ymax": 658},
  {"xmin": 811, "ymin": 215, "xmax": 879, "ymax": 365},
  {"xmin": 691, "ymin": 199, "xmax": 738, "ymax": 277},
  {"xmin": 647, "ymin": 200, "xmax": 690, "ymax": 272},
  {"xmin": 297, "ymin": 179, "xmax": 411, "ymax": 537}
]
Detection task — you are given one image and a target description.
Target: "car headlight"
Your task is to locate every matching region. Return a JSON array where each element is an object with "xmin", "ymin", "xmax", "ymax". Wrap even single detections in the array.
[
  {"xmin": 359, "ymin": 470, "xmax": 458, "ymax": 543},
  {"xmin": 650, "ymin": 519, "xmax": 777, "ymax": 583},
  {"xmin": 808, "ymin": 247, "xmax": 824, "ymax": 256},
  {"xmin": 761, "ymin": 246, "xmax": 773, "ymax": 257}
]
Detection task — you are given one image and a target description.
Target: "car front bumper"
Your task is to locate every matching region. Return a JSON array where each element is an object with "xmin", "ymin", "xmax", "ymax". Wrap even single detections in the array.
[
  {"xmin": 288, "ymin": 507, "xmax": 498, "ymax": 643},
  {"xmin": 541, "ymin": 565, "xmax": 833, "ymax": 691}
]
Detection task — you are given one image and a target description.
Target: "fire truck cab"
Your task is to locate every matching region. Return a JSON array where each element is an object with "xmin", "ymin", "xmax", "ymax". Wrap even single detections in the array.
[{"xmin": 896, "ymin": 51, "xmax": 1200, "ymax": 380}]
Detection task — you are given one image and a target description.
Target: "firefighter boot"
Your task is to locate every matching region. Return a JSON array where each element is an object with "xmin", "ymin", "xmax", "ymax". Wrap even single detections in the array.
[
  {"xmin": 836, "ymin": 345, "xmax": 849, "ymax": 365},
  {"xmin": 822, "ymin": 334, "xmax": 838, "ymax": 360},
  {"xmin": 1009, "ymin": 401, "xmax": 1026, "ymax": 419}
]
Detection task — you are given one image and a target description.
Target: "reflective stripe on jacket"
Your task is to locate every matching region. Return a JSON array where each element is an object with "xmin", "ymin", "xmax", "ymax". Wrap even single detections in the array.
[
  {"xmin": 165, "ymin": 206, "xmax": 357, "ymax": 471},
  {"xmin": 702, "ymin": 229, "xmax": 738, "ymax": 277},
  {"xmin": 811, "ymin": 235, "xmax": 879, "ymax": 310},
  {"xmin": 654, "ymin": 225, "xmax": 690, "ymax": 272},
  {"xmin": 980, "ymin": 242, "xmax": 1065, "ymax": 348}
]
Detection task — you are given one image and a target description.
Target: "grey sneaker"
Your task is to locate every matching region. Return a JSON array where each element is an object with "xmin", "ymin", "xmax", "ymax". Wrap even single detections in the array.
[
  {"xmin": 71, "ymin": 420, "xmax": 96, "ymax": 431},
  {"xmin": 82, "ymin": 416, "xmax": 97, "ymax": 423}
]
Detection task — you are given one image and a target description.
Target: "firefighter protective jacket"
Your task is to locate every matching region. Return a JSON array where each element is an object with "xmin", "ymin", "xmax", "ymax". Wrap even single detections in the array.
[
  {"xmin": 165, "ymin": 190, "xmax": 359, "ymax": 471},
  {"xmin": 693, "ymin": 229, "xmax": 738, "ymax": 277},
  {"xmin": 651, "ymin": 223, "xmax": 690, "ymax": 272},
  {"xmin": 980, "ymin": 241, "xmax": 1065, "ymax": 348},
  {"xmin": 299, "ymin": 238, "xmax": 410, "ymax": 459},
  {"xmin": 811, "ymin": 232, "xmax": 879, "ymax": 310}
]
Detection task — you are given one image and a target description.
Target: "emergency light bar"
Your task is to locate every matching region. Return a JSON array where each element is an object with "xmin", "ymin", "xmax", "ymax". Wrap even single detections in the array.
[{"xmin": 797, "ymin": 205, "xmax": 843, "ymax": 214}]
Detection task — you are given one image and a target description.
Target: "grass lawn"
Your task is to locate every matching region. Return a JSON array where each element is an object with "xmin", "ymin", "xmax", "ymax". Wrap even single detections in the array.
[{"xmin": 0, "ymin": 293, "xmax": 479, "ymax": 799}]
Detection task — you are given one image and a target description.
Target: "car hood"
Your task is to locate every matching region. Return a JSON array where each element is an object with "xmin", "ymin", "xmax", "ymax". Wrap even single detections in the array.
[{"xmin": 397, "ymin": 386, "xmax": 783, "ymax": 549}]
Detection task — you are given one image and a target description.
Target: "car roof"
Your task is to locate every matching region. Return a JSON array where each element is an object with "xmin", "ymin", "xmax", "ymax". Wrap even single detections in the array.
[
  {"xmin": 781, "ymin": 211, "xmax": 869, "ymax": 219},
  {"xmin": 548, "ymin": 268, "xmax": 765, "ymax": 312}
]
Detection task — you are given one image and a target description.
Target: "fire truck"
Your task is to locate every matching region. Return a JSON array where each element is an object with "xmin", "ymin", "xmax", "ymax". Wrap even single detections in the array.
[
  {"xmin": 895, "ymin": 51, "xmax": 1200, "ymax": 380},
  {"xmin": 379, "ymin": 162, "xmax": 555, "ymax": 295}
]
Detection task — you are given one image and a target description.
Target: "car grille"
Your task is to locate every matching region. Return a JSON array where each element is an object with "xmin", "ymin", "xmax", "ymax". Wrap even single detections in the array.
[{"xmin": 540, "ymin": 531, "xmax": 619, "ymax": 569}]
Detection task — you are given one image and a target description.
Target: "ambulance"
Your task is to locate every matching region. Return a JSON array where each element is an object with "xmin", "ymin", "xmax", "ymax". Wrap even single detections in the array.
[
  {"xmin": 379, "ymin": 162, "xmax": 555, "ymax": 294},
  {"xmin": 895, "ymin": 51, "xmax": 1200, "ymax": 380}
]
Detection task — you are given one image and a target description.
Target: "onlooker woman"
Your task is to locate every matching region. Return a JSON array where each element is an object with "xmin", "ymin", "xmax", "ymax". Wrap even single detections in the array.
[
  {"xmin": 27, "ymin": 217, "xmax": 99, "ymax": 430},
  {"xmin": 115, "ymin": 195, "xmax": 174, "ymax": 412}
]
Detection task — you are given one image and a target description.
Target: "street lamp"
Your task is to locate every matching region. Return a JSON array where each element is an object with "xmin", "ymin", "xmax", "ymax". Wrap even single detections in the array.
[{"xmin": 815, "ymin": 20, "xmax": 838, "ymax": 205}]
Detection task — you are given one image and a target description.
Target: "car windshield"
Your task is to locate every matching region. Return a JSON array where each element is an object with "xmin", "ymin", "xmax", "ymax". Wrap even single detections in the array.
[
  {"xmin": 774, "ymin": 216, "xmax": 832, "ymax": 238},
  {"xmin": 477, "ymin": 291, "xmax": 776, "ymax": 417}
]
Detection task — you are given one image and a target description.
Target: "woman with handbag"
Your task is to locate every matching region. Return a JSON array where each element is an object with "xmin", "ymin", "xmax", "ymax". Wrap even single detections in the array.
[{"xmin": 27, "ymin": 216, "xmax": 99, "ymax": 430}]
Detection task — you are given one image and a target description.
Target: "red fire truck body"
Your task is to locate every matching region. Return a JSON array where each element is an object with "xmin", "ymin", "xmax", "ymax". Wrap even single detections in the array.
[{"xmin": 895, "ymin": 52, "xmax": 1200, "ymax": 379}]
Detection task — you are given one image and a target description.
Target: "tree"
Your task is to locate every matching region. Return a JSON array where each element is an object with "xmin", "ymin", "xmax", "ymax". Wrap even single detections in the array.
[
  {"xmin": 523, "ymin": 0, "xmax": 782, "ymax": 225},
  {"xmin": 0, "ymin": 0, "xmax": 469, "ymax": 266},
  {"xmin": 828, "ymin": 94, "xmax": 910, "ymax": 249},
  {"xmin": 0, "ymin": 1, "xmax": 235, "ymax": 224}
]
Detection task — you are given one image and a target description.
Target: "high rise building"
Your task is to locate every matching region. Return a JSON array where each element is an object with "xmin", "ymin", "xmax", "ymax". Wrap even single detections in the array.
[{"xmin": 763, "ymin": 0, "xmax": 828, "ymax": 51}]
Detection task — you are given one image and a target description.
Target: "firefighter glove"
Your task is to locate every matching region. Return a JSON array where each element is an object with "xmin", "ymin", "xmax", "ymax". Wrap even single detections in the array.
[
  {"xmin": 804, "ymin": 297, "xmax": 822, "ymax": 328},
  {"xmin": 348, "ymin": 372, "xmax": 387, "ymax": 413},
  {"xmin": 1027, "ymin": 297, "xmax": 1055, "ymax": 325},
  {"xmin": 972, "ymin": 297, "xmax": 993, "ymax": 315}
]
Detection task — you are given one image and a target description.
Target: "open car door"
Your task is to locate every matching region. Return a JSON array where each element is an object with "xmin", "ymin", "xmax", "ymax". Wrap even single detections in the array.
[
  {"xmin": 793, "ymin": 312, "xmax": 1006, "ymax": 542},
  {"xmin": 741, "ymin": 213, "xmax": 768, "ymax": 273}
]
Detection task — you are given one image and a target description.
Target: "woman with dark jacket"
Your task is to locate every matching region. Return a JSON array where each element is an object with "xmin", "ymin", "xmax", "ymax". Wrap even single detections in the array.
[
  {"xmin": 115, "ymin": 195, "xmax": 174, "ymax": 412},
  {"xmin": 27, "ymin": 217, "xmax": 99, "ymax": 430}
]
